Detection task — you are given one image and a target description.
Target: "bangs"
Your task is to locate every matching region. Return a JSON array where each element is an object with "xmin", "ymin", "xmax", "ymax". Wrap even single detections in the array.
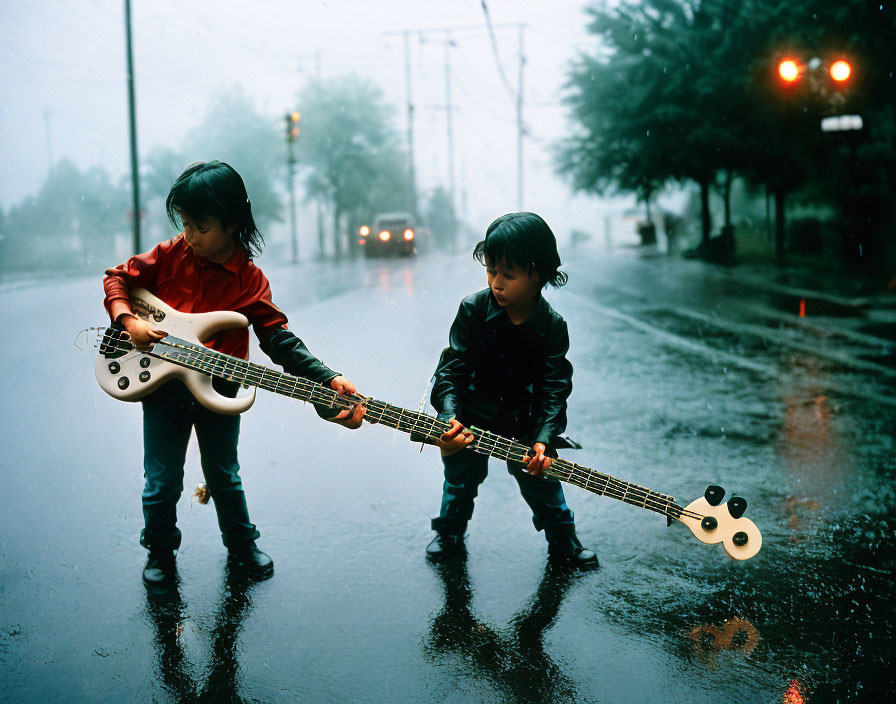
[
  {"xmin": 474, "ymin": 223, "xmax": 531, "ymax": 272},
  {"xmin": 166, "ymin": 171, "xmax": 231, "ymax": 228}
]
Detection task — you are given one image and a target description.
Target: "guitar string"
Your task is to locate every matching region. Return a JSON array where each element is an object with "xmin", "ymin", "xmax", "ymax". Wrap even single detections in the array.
[
  {"xmin": 97, "ymin": 330, "xmax": 701, "ymax": 521},
  {"xmin": 97, "ymin": 331, "xmax": 700, "ymax": 521}
]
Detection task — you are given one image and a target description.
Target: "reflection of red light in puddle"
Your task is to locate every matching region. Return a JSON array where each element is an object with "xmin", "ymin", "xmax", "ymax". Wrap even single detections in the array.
[
  {"xmin": 783, "ymin": 679, "xmax": 806, "ymax": 703},
  {"xmin": 799, "ymin": 299, "xmax": 806, "ymax": 317}
]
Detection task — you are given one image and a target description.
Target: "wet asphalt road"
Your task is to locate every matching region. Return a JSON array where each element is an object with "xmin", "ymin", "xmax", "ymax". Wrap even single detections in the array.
[{"xmin": 1, "ymin": 246, "xmax": 894, "ymax": 703}]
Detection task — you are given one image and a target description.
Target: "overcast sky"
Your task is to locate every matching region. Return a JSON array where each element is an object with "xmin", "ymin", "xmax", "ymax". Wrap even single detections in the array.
[{"xmin": 2, "ymin": 0, "xmax": 639, "ymax": 246}]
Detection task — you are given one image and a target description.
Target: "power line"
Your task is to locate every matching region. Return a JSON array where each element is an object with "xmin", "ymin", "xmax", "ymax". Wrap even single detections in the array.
[{"xmin": 480, "ymin": 0, "xmax": 518, "ymax": 102}]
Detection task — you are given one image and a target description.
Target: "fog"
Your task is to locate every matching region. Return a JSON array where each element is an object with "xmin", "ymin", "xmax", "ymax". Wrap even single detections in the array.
[{"xmin": 1, "ymin": 0, "xmax": 639, "ymax": 255}]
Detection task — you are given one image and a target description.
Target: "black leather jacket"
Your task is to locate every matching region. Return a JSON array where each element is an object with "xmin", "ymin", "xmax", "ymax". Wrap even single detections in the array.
[
  {"xmin": 260, "ymin": 328, "xmax": 341, "ymax": 418},
  {"xmin": 431, "ymin": 288, "xmax": 573, "ymax": 448}
]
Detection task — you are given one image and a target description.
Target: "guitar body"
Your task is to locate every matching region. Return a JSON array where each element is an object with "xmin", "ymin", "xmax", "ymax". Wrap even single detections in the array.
[{"xmin": 94, "ymin": 288, "xmax": 256, "ymax": 415}]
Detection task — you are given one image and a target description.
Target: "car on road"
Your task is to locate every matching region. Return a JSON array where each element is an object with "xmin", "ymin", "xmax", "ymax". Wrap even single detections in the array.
[{"xmin": 358, "ymin": 212, "xmax": 417, "ymax": 257}]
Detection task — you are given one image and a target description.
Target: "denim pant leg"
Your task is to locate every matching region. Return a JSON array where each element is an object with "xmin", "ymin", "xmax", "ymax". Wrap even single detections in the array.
[
  {"xmin": 141, "ymin": 390, "xmax": 193, "ymax": 551},
  {"xmin": 193, "ymin": 406, "xmax": 259, "ymax": 548},
  {"xmin": 506, "ymin": 461, "xmax": 575, "ymax": 532},
  {"xmin": 431, "ymin": 450, "xmax": 489, "ymax": 534}
]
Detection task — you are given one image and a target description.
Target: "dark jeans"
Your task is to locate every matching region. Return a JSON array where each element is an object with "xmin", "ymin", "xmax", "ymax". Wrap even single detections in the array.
[
  {"xmin": 431, "ymin": 448, "xmax": 575, "ymax": 535},
  {"xmin": 140, "ymin": 381, "xmax": 259, "ymax": 551}
]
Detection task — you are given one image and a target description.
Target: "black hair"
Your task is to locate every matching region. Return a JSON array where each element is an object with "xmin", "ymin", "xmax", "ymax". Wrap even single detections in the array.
[
  {"xmin": 166, "ymin": 161, "xmax": 264, "ymax": 258},
  {"xmin": 472, "ymin": 212, "xmax": 568, "ymax": 288}
]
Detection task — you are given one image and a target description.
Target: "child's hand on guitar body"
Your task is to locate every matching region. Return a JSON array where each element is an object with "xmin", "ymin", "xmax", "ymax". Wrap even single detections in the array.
[
  {"xmin": 327, "ymin": 375, "xmax": 366, "ymax": 429},
  {"xmin": 522, "ymin": 442, "xmax": 552, "ymax": 476},
  {"xmin": 121, "ymin": 314, "xmax": 166, "ymax": 348},
  {"xmin": 437, "ymin": 418, "xmax": 475, "ymax": 456}
]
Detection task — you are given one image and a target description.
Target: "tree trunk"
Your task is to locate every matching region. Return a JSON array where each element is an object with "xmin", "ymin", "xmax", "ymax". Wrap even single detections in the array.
[
  {"xmin": 331, "ymin": 207, "xmax": 343, "ymax": 259},
  {"xmin": 316, "ymin": 198, "xmax": 326, "ymax": 260},
  {"xmin": 699, "ymin": 179, "xmax": 711, "ymax": 246},
  {"xmin": 774, "ymin": 187, "xmax": 786, "ymax": 264},
  {"xmin": 722, "ymin": 171, "xmax": 733, "ymax": 227}
]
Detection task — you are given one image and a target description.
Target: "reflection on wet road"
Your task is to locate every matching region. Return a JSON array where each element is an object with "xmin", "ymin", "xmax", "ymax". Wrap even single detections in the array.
[
  {"xmin": 145, "ymin": 565, "xmax": 256, "ymax": 703},
  {"xmin": 426, "ymin": 560, "xmax": 580, "ymax": 704},
  {"xmin": 1, "ymin": 249, "xmax": 894, "ymax": 702}
]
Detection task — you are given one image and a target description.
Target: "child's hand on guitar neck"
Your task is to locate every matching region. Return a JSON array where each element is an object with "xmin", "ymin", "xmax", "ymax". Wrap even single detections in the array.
[
  {"xmin": 523, "ymin": 443, "xmax": 552, "ymax": 476},
  {"xmin": 120, "ymin": 314, "xmax": 167, "ymax": 348},
  {"xmin": 327, "ymin": 375, "xmax": 366, "ymax": 429},
  {"xmin": 437, "ymin": 418, "xmax": 475, "ymax": 456}
]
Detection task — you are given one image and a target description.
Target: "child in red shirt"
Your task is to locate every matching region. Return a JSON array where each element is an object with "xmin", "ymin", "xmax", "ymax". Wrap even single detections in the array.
[{"xmin": 104, "ymin": 161, "xmax": 364, "ymax": 589}]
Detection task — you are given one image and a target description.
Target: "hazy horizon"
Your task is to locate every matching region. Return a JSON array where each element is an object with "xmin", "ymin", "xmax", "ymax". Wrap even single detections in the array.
[{"xmin": 2, "ymin": 0, "xmax": 650, "ymax": 251}]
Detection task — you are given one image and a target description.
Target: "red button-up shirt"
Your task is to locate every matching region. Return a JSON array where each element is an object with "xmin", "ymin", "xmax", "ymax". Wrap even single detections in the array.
[{"xmin": 103, "ymin": 235, "xmax": 288, "ymax": 359}]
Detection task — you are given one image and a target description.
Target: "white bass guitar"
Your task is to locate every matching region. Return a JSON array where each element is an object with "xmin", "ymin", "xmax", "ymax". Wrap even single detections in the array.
[{"xmin": 92, "ymin": 291, "xmax": 762, "ymax": 560}]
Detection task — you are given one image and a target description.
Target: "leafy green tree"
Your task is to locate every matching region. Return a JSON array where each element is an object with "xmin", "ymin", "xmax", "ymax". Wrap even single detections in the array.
[
  {"xmin": 559, "ymin": 0, "xmax": 769, "ymax": 246},
  {"xmin": 4, "ymin": 159, "xmax": 128, "ymax": 268},
  {"xmin": 296, "ymin": 75, "xmax": 411, "ymax": 258}
]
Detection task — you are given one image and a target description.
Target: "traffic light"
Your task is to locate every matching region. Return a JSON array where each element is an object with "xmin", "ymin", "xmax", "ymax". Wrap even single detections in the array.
[
  {"xmin": 829, "ymin": 60, "xmax": 851, "ymax": 83},
  {"xmin": 776, "ymin": 56, "xmax": 853, "ymax": 87},
  {"xmin": 285, "ymin": 111, "xmax": 301, "ymax": 142},
  {"xmin": 778, "ymin": 59, "xmax": 800, "ymax": 83}
]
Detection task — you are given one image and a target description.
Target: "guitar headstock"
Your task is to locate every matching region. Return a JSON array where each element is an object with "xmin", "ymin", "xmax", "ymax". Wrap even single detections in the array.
[{"xmin": 678, "ymin": 485, "xmax": 762, "ymax": 560}]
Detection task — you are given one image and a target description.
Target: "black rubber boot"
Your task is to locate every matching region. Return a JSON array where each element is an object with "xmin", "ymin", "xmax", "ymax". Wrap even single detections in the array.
[
  {"xmin": 143, "ymin": 549, "xmax": 177, "ymax": 591},
  {"xmin": 228, "ymin": 540, "xmax": 274, "ymax": 580},
  {"xmin": 425, "ymin": 532, "xmax": 466, "ymax": 561},
  {"xmin": 545, "ymin": 525, "xmax": 599, "ymax": 569}
]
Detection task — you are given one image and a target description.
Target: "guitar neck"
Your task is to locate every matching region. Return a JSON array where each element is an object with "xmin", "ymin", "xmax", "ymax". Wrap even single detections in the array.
[{"xmin": 153, "ymin": 336, "xmax": 683, "ymax": 521}]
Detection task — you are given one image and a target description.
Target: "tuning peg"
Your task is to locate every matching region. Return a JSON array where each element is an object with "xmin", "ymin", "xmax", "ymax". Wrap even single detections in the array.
[
  {"xmin": 727, "ymin": 496, "xmax": 747, "ymax": 519},
  {"xmin": 704, "ymin": 485, "xmax": 725, "ymax": 506}
]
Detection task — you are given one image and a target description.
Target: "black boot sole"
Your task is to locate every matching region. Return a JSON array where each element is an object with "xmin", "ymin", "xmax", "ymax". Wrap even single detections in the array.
[{"xmin": 547, "ymin": 552, "xmax": 600, "ymax": 570}]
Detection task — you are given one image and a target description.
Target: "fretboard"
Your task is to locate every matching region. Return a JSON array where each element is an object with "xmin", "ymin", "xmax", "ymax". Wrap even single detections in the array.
[{"xmin": 153, "ymin": 336, "xmax": 683, "ymax": 521}]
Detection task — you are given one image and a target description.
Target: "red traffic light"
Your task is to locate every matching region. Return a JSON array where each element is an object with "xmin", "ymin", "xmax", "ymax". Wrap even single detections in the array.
[
  {"xmin": 778, "ymin": 59, "xmax": 800, "ymax": 82},
  {"xmin": 829, "ymin": 60, "xmax": 851, "ymax": 82}
]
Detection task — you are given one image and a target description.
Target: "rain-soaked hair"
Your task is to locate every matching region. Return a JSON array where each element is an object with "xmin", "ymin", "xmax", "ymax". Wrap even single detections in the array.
[
  {"xmin": 166, "ymin": 161, "xmax": 264, "ymax": 258},
  {"xmin": 473, "ymin": 212, "xmax": 567, "ymax": 288}
]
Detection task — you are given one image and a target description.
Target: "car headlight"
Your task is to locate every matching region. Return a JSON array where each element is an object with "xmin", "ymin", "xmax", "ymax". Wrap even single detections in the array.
[
  {"xmin": 379, "ymin": 231, "xmax": 391, "ymax": 241},
  {"xmin": 403, "ymin": 229, "xmax": 414, "ymax": 241},
  {"xmin": 360, "ymin": 225, "xmax": 370, "ymax": 236}
]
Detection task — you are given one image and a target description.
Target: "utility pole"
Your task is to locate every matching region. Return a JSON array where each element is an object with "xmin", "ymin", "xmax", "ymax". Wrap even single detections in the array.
[
  {"xmin": 403, "ymin": 31, "xmax": 419, "ymax": 218},
  {"xmin": 443, "ymin": 31, "xmax": 457, "ymax": 217},
  {"xmin": 386, "ymin": 22, "xmax": 524, "ymax": 221},
  {"xmin": 285, "ymin": 112, "xmax": 301, "ymax": 263},
  {"xmin": 315, "ymin": 50, "xmax": 326, "ymax": 260},
  {"xmin": 516, "ymin": 24, "xmax": 525, "ymax": 210},
  {"xmin": 123, "ymin": 0, "xmax": 141, "ymax": 254}
]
